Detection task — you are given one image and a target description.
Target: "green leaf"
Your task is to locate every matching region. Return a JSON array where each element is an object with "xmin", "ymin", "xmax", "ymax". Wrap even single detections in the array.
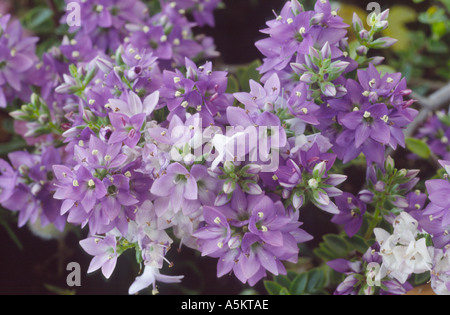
[
  {"xmin": 405, "ymin": 137, "xmax": 431, "ymax": 159},
  {"xmin": 236, "ymin": 60, "xmax": 262, "ymax": 92},
  {"xmin": 44, "ymin": 283, "xmax": 76, "ymax": 295},
  {"xmin": 289, "ymin": 273, "xmax": 308, "ymax": 295},
  {"xmin": 264, "ymin": 280, "xmax": 285, "ymax": 295},
  {"xmin": 0, "ymin": 136, "xmax": 28, "ymax": 157},
  {"xmin": 413, "ymin": 271, "xmax": 431, "ymax": 286},
  {"xmin": 226, "ymin": 74, "xmax": 239, "ymax": 94},
  {"xmin": 279, "ymin": 287, "xmax": 291, "ymax": 295},
  {"xmin": 274, "ymin": 274, "xmax": 292, "ymax": 288},
  {"xmin": 313, "ymin": 247, "xmax": 337, "ymax": 261},
  {"xmin": 322, "ymin": 234, "xmax": 349, "ymax": 257},
  {"xmin": 20, "ymin": 7, "xmax": 54, "ymax": 34},
  {"xmin": 343, "ymin": 234, "xmax": 370, "ymax": 254},
  {"xmin": 306, "ymin": 268, "xmax": 326, "ymax": 293}
]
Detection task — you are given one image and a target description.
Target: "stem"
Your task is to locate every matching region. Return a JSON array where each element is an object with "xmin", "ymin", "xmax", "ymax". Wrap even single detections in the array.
[
  {"xmin": 364, "ymin": 171, "xmax": 395, "ymax": 240},
  {"xmin": 364, "ymin": 197, "xmax": 383, "ymax": 240}
]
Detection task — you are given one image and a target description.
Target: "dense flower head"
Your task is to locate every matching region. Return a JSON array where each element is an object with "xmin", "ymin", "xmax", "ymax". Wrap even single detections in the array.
[
  {"xmin": 0, "ymin": 14, "xmax": 39, "ymax": 107},
  {"xmin": 415, "ymin": 110, "xmax": 450, "ymax": 161},
  {"xmin": 194, "ymin": 194, "xmax": 313, "ymax": 286},
  {"xmin": 0, "ymin": 147, "xmax": 66, "ymax": 231},
  {"xmin": 2, "ymin": 0, "xmax": 445, "ymax": 296},
  {"xmin": 327, "ymin": 243, "xmax": 413, "ymax": 295}
]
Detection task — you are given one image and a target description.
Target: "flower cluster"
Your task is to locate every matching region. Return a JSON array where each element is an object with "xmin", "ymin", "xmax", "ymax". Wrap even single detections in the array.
[
  {"xmin": 327, "ymin": 244, "xmax": 413, "ymax": 295},
  {"xmin": 330, "ymin": 160, "xmax": 450, "ymax": 295},
  {"xmin": 414, "ymin": 110, "xmax": 450, "ymax": 161},
  {"xmin": 2, "ymin": 0, "xmax": 450, "ymax": 296},
  {"xmin": 0, "ymin": 14, "xmax": 39, "ymax": 108}
]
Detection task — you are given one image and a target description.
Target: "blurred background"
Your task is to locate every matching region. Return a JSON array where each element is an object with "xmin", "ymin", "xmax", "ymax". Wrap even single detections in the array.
[{"xmin": 0, "ymin": 0, "xmax": 449, "ymax": 295}]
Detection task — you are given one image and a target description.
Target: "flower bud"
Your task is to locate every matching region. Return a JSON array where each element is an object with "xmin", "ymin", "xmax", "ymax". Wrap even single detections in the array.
[
  {"xmin": 292, "ymin": 192, "xmax": 303, "ymax": 210},
  {"xmin": 320, "ymin": 42, "xmax": 331, "ymax": 59},
  {"xmin": 369, "ymin": 37, "xmax": 397, "ymax": 49},
  {"xmin": 374, "ymin": 180, "xmax": 385, "ymax": 192},
  {"xmin": 300, "ymin": 73, "xmax": 314, "ymax": 83},
  {"xmin": 358, "ymin": 189, "xmax": 374, "ymax": 203},
  {"xmin": 313, "ymin": 161, "xmax": 327, "ymax": 178},
  {"xmin": 310, "ymin": 12, "xmax": 324, "ymax": 25},
  {"xmin": 228, "ymin": 236, "xmax": 241, "ymax": 249},
  {"xmin": 356, "ymin": 45, "xmax": 369, "ymax": 56},
  {"xmin": 290, "ymin": 62, "xmax": 307, "ymax": 74},
  {"xmin": 96, "ymin": 57, "xmax": 114, "ymax": 73},
  {"xmin": 223, "ymin": 161, "xmax": 235, "ymax": 174},
  {"xmin": 214, "ymin": 193, "xmax": 229, "ymax": 206},
  {"xmin": 352, "ymin": 13, "xmax": 364, "ymax": 33},
  {"xmin": 246, "ymin": 182, "xmax": 262, "ymax": 195},
  {"xmin": 241, "ymin": 164, "xmax": 261, "ymax": 175},
  {"xmin": 222, "ymin": 179, "xmax": 236, "ymax": 194}
]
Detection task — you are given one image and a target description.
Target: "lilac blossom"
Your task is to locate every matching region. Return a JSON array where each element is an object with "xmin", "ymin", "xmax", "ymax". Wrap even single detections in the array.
[
  {"xmin": 0, "ymin": 14, "xmax": 39, "ymax": 107},
  {"xmin": 79, "ymin": 234, "xmax": 118, "ymax": 279},
  {"xmin": 194, "ymin": 194, "xmax": 312, "ymax": 286},
  {"xmin": 328, "ymin": 244, "xmax": 413, "ymax": 295},
  {"xmin": 62, "ymin": 0, "xmax": 148, "ymax": 51},
  {"xmin": 0, "ymin": 147, "xmax": 66, "ymax": 231},
  {"xmin": 331, "ymin": 192, "xmax": 366, "ymax": 237},
  {"xmin": 0, "ymin": 0, "xmax": 429, "ymax": 296}
]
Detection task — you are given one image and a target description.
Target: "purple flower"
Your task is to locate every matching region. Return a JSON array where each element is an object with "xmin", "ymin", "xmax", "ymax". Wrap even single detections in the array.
[
  {"xmin": 339, "ymin": 103, "xmax": 390, "ymax": 148},
  {"xmin": 0, "ymin": 14, "xmax": 38, "ymax": 107},
  {"xmin": 421, "ymin": 163, "xmax": 450, "ymax": 249},
  {"xmin": 160, "ymin": 58, "xmax": 231, "ymax": 120},
  {"xmin": 62, "ymin": 0, "xmax": 148, "ymax": 51},
  {"xmin": 101, "ymin": 174, "xmax": 138, "ymax": 222},
  {"xmin": 74, "ymin": 134, "xmax": 127, "ymax": 170},
  {"xmin": 233, "ymin": 72, "xmax": 281, "ymax": 113},
  {"xmin": 328, "ymin": 245, "xmax": 413, "ymax": 295},
  {"xmin": 150, "ymin": 162, "xmax": 199, "ymax": 217},
  {"xmin": 53, "ymin": 164, "xmax": 107, "ymax": 214},
  {"xmin": 79, "ymin": 234, "xmax": 118, "ymax": 279},
  {"xmin": 287, "ymin": 82, "xmax": 320, "ymax": 125},
  {"xmin": 1, "ymin": 148, "xmax": 66, "ymax": 231},
  {"xmin": 194, "ymin": 194, "xmax": 312, "ymax": 286},
  {"xmin": 0, "ymin": 158, "xmax": 17, "ymax": 203},
  {"xmin": 332, "ymin": 192, "xmax": 367, "ymax": 237},
  {"xmin": 108, "ymin": 112, "xmax": 145, "ymax": 148},
  {"xmin": 107, "ymin": 90, "xmax": 159, "ymax": 118}
]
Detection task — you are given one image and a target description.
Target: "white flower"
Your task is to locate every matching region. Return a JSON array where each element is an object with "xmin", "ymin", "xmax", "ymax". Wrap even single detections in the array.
[
  {"xmin": 431, "ymin": 248, "xmax": 450, "ymax": 295},
  {"xmin": 128, "ymin": 265, "xmax": 184, "ymax": 295},
  {"xmin": 374, "ymin": 212, "xmax": 433, "ymax": 284},
  {"xmin": 392, "ymin": 211, "xmax": 419, "ymax": 243}
]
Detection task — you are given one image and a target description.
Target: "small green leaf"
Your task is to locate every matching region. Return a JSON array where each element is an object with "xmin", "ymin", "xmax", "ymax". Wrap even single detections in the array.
[
  {"xmin": 322, "ymin": 234, "xmax": 349, "ymax": 257},
  {"xmin": 306, "ymin": 269, "xmax": 325, "ymax": 293},
  {"xmin": 264, "ymin": 280, "xmax": 285, "ymax": 295},
  {"xmin": 314, "ymin": 245, "xmax": 337, "ymax": 261},
  {"xmin": 279, "ymin": 287, "xmax": 290, "ymax": 295},
  {"xmin": 226, "ymin": 75, "xmax": 239, "ymax": 94},
  {"xmin": 44, "ymin": 283, "xmax": 76, "ymax": 295},
  {"xmin": 343, "ymin": 235, "xmax": 370, "ymax": 254},
  {"xmin": 405, "ymin": 137, "xmax": 431, "ymax": 159},
  {"xmin": 236, "ymin": 60, "xmax": 262, "ymax": 92},
  {"xmin": 289, "ymin": 273, "xmax": 308, "ymax": 295},
  {"xmin": 274, "ymin": 274, "xmax": 292, "ymax": 288},
  {"xmin": 413, "ymin": 271, "xmax": 431, "ymax": 286}
]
